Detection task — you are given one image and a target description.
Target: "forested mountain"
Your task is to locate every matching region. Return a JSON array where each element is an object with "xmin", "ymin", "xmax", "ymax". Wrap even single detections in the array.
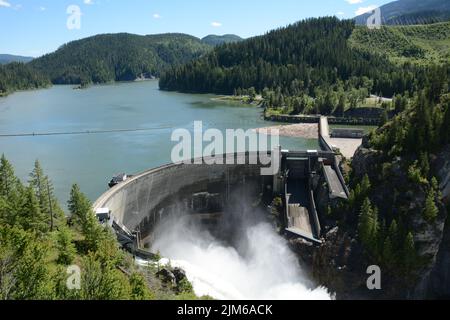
[
  {"xmin": 160, "ymin": 17, "xmax": 432, "ymax": 106},
  {"xmin": 29, "ymin": 33, "xmax": 212, "ymax": 85},
  {"xmin": 349, "ymin": 22, "xmax": 450, "ymax": 64},
  {"xmin": 160, "ymin": 18, "xmax": 384, "ymax": 95},
  {"xmin": 0, "ymin": 62, "xmax": 50, "ymax": 97},
  {"xmin": 201, "ymin": 34, "xmax": 243, "ymax": 46},
  {"xmin": 0, "ymin": 54, "xmax": 34, "ymax": 65},
  {"xmin": 355, "ymin": 0, "xmax": 450, "ymax": 25}
]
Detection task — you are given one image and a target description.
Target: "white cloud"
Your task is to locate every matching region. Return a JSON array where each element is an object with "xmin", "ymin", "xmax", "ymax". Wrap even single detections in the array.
[
  {"xmin": 84, "ymin": 0, "xmax": 93, "ymax": 5},
  {"xmin": 153, "ymin": 13, "xmax": 161, "ymax": 19},
  {"xmin": 355, "ymin": 5, "xmax": 378, "ymax": 15},
  {"xmin": 0, "ymin": 0, "xmax": 11, "ymax": 8},
  {"xmin": 39, "ymin": 6, "xmax": 46, "ymax": 11},
  {"xmin": 346, "ymin": 0, "xmax": 364, "ymax": 4},
  {"xmin": 211, "ymin": 22, "xmax": 222, "ymax": 27},
  {"xmin": 336, "ymin": 11, "xmax": 345, "ymax": 16}
]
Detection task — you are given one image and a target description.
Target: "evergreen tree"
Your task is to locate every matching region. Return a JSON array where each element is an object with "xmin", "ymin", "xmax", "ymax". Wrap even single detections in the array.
[
  {"xmin": 423, "ymin": 189, "xmax": 439, "ymax": 222},
  {"xmin": 335, "ymin": 94, "xmax": 346, "ymax": 117},
  {"xmin": 55, "ymin": 225, "xmax": 76, "ymax": 265},
  {"xmin": 358, "ymin": 198, "xmax": 380, "ymax": 254},
  {"xmin": 129, "ymin": 273, "xmax": 155, "ymax": 300},
  {"xmin": 382, "ymin": 236, "xmax": 395, "ymax": 267},
  {"xmin": 0, "ymin": 155, "xmax": 19, "ymax": 198},
  {"xmin": 403, "ymin": 232, "xmax": 417, "ymax": 273},
  {"xmin": 68, "ymin": 184, "xmax": 104, "ymax": 252},
  {"xmin": 19, "ymin": 186, "xmax": 49, "ymax": 234},
  {"xmin": 29, "ymin": 160, "xmax": 63, "ymax": 231}
]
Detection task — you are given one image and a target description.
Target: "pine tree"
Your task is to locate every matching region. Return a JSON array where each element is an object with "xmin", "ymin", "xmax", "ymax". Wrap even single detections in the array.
[
  {"xmin": 335, "ymin": 94, "xmax": 346, "ymax": 117},
  {"xmin": 28, "ymin": 160, "xmax": 64, "ymax": 231},
  {"xmin": 358, "ymin": 198, "xmax": 380, "ymax": 255},
  {"xmin": 382, "ymin": 236, "xmax": 395, "ymax": 266},
  {"xmin": 0, "ymin": 155, "xmax": 18, "ymax": 198},
  {"xmin": 19, "ymin": 186, "xmax": 49, "ymax": 234},
  {"xmin": 403, "ymin": 232, "xmax": 417, "ymax": 273},
  {"xmin": 68, "ymin": 184, "xmax": 92, "ymax": 229},
  {"xmin": 68, "ymin": 184, "xmax": 104, "ymax": 252},
  {"xmin": 55, "ymin": 225, "xmax": 76, "ymax": 265},
  {"xmin": 129, "ymin": 273, "xmax": 154, "ymax": 300},
  {"xmin": 423, "ymin": 189, "xmax": 439, "ymax": 222},
  {"xmin": 360, "ymin": 174, "xmax": 371, "ymax": 196}
]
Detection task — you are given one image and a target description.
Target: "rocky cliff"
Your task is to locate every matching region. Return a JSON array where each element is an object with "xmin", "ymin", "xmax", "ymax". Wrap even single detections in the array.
[
  {"xmin": 291, "ymin": 144, "xmax": 450, "ymax": 299},
  {"xmin": 418, "ymin": 145, "xmax": 450, "ymax": 298}
]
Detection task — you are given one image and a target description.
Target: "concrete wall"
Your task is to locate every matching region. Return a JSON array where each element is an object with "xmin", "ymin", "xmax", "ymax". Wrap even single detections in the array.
[{"xmin": 93, "ymin": 153, "xmax": 271, "ymax": 244}]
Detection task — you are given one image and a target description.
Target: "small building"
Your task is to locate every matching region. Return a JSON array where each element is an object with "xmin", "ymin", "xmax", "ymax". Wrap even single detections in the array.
[
  {"xmin": 95, "ymin": 207, "xmax": 111, "ymax": 223},
  {"xmin": 330, "ymin": 128, "xmax": 365, "ymax": 139}
]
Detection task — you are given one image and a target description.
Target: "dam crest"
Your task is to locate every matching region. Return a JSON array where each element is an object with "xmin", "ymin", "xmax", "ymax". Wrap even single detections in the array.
[{"xmin": 93, "ymin": 149, "xmax": 348, "ymax": 256}]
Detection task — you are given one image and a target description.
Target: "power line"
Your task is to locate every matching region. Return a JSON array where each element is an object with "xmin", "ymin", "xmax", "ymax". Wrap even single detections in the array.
[{"xmin": 0, "ymin": 126, "xmax": 173, "ymax": 138}]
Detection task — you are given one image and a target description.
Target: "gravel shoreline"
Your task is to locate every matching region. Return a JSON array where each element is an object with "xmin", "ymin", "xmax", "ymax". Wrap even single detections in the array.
[{"xmin": 254, "ymin": 123, "xmax": 319, "ymax": 139}]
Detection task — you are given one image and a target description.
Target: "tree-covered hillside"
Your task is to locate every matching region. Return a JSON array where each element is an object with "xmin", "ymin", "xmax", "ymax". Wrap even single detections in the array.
[
  {"xmin": 30, "ymin": 33, "xmax": 212, "ymax": 85},
  {"xmin": 160, "ymin": 18, "xmax": 394, "ymax": 95},
  {"xmin": 160, "ymin": 17, "xmax": 442, "ymax": 116},
  {"xmin": 349, "ymin": 22, "xmax": 450, "ymax": 64},
  {"xmin": 0, "ymin": 63, "xmax": 51, "ymax": 97},
  {"xmin": 201, "ymin": 34, "xmax": 243, "ymax": 46},
  {"xmin": 0, "ymin": 156, "xmax": 205, "ymax": 300}
]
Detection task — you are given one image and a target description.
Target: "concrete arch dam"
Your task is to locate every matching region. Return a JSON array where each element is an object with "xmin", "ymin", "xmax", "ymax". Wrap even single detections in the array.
[{"xmin": 93, "ymin": 151, "xmax": 345, "ymax": 254}]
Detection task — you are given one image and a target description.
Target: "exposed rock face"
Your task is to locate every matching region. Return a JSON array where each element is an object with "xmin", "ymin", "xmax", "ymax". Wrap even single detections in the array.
[
  {"xmin": 418, "ymin": 145, "xmax": 450, "ymax": 298},
  {"xmin": 156, "ymin": 268, "xmax": 176, "ymax": 286},
  {"xmin": 351, "ymin": 147, "xmax": 382, "ymax": 182},
  {"xmin": 290, "ymin": 227, "xmax": 377, "ymax": 299},
  {"xmin": 434, "ymin": 145, "xmax": 450, "ymax": 203},
  {"xmin": 172, "ymin": 267, "xmax": 187, "ymax": 284},
  {"xmin": 305, "ymin": 145, "xmax": 450, "ymax": 299}
]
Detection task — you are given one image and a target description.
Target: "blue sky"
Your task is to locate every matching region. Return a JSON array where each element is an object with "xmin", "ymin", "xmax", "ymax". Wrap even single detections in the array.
[{"xmin": 0, "ymin": 0, "xmax": 393, "ymax": 57}]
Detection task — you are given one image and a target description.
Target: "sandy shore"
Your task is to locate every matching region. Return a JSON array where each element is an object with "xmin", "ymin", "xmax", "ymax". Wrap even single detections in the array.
[{"xmin": 254, "ymin": 123, "xmax": 319, "ymax": 139}]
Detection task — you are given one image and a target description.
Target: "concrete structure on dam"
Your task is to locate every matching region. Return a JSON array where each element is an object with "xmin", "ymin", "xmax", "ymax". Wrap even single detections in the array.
[{"xmin": 93, "ymin": 149, "xmax": 347, "ymax": 255}]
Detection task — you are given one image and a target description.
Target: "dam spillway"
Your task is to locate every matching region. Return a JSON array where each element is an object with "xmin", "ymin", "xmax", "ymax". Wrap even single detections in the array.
[{"xmin": 93, "ymin": 150, "xmax": 345, "ymax": 253}]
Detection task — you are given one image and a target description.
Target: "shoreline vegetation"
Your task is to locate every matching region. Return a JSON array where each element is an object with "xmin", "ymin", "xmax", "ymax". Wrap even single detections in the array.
[{"xmin": 211, "ymin": 94, "xmax": 264, "ymax": 106}]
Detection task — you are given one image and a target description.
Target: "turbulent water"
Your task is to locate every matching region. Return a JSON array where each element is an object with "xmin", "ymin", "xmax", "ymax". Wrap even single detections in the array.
[{"xmin": 151, "ymin": 216, "xmax": 331, "ymax": 300}]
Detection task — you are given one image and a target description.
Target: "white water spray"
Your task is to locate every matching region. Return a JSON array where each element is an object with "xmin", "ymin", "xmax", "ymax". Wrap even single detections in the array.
[{"xmin": 151, "ymin": 216, "xmax": 331, "ymax": 300}]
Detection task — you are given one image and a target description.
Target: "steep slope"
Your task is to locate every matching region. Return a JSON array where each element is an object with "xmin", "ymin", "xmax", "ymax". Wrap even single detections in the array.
[
  {"xmin": 30, "ymin": 33, "xmax": 212, "ymax": 85},
  {"xmin": 201, "ymin": 34, "xmax": 243, "ymax": 46},
  {"xmin": 160, "ymin": 17, "xmax": 396, "ymax": 96},
  {"xmin": 355, "ymin": 0, "xmax": 450, "ymax": 25},
  {"xmin": 349, "ymin": 22, "xmax": 450, "ymax": 64}
]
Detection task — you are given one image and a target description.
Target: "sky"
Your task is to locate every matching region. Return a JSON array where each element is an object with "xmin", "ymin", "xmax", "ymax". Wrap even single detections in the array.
[{"xmin": 0, "ymin": 0, "xmax": 394, "ymax": 57}]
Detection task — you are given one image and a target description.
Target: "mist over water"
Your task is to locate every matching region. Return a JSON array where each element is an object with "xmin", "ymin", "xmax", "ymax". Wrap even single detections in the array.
[{"xmin": 151, "ymin": 215, "xmax": 331, "ymax": 300}]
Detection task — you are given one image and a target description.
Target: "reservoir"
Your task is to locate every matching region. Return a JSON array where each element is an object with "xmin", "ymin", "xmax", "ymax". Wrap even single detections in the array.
[{"xmin": 0, "ymin": 80, "xmax": 318, "ymax": 204}]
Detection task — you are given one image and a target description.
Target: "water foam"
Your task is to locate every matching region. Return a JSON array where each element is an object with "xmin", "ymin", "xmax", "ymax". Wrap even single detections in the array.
[{"xmin": 151, "ymin": 219, "xmax": 331, "ymax": 300}]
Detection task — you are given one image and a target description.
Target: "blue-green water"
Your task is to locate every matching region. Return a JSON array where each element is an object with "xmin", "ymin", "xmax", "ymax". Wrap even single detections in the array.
[{"xmin": 0, "ymin": 81, "xmax": 317, "ymax": 205}]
